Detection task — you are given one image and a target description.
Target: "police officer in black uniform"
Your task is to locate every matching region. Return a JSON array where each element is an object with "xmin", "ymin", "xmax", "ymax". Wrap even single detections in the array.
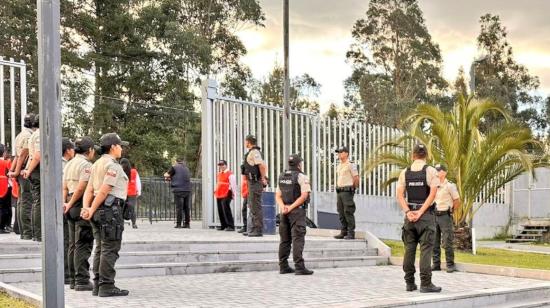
[
  {"xmin": 396, "ymin": 144, "xmax": 442, "ymax": 293},
  {"xmin": 276, "ymin": 154, "xmax": 313, "ymax": 275},
  {"xmin": 242, "ymin": 135, "xmax": 267, "ymax": 237}
]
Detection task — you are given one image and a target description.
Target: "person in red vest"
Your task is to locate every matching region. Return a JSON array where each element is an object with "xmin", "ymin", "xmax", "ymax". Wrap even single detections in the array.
[
  {"xmin": 10, "ymin": 174, "xmax": 19, "ymax": 234},
  {"xmin": 238, "ymin": 171, "xmax": 249, "ymax": 234},
  {"xmin": 214, "ymin": 160, "xmax": 236, "ymax": 231},
  {"xmin": 0, "ymin": 145, "xmax": 12, "ymax": 234},
  {"xmin": 126, "ymin": 162, "xmax": 141, "ymax": 229}
]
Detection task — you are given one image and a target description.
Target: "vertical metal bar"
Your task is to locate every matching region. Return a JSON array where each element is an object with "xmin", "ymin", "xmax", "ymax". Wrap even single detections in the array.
[
  {"xmin": 37, "ymin": 0, "xmax": 64, "ymax": 305},
  {"xmin": 311, "ymin": 117, "xmax": 318, "ymax": 224},
  {"xmin": 269, "ymin": 108, "xmax": 275, "ymax": 186},
  {"xmin": 368, "ymin": 124, "xmax": 373, "ymax": 195},
  {"xmin": 9, "ymin": 61, "xmax": 15, "ymax": 150},
  {"xmin": 0, "ymin": 59, "xmax": 4, "ymax": 145},
  {"xmin": 323, "ymin": 118, "xmax": 327, "ymax": 191},
  {"xmin": 263, "ymin": 107, "xmax": 268, "ymax": 188},
  {"xmin": 283, "ymin": 0, "xmax": 290, "ymax": 165},
  {"xmin": 305, "ymin": 117, "xmax": 309, "ymax": 178},
  {"xmin": 20, "ymin": 60, "xmax": 27, "ymax": 133},
  {"xmin": 276, "ymin": 109, "xmax": 281, "ymax": 179},
  {"xmin": 201, "ymin": 79, "xmax": 217, "ymax": 229}
]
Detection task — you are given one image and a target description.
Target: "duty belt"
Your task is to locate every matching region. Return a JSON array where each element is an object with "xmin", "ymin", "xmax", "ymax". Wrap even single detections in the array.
[
  {"xmin": 408, "ymin": 203, "xmax": 435, "ymax": 212},
  {"xmin": 435, "ymin": 209, "xmax": 451, "ymax": 216},
  {"xmin": 336, "ymin": 186, "xmax": 355, "ymax": 193}
]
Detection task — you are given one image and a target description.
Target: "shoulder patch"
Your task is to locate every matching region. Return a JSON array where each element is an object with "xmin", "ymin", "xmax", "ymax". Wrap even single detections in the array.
[{"xmin": 106, "ymin": 170, "xmax": 117, "ymax": 177}]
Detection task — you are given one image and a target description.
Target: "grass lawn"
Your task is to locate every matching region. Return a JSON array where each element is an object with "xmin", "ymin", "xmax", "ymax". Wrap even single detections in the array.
[
  {"xmin": 384, "ymin": 240, "xmax": 550, "ymax": 270},
  {"xmin": 0, "ymin": 292, "xmax": 35, "ymax": 308}
]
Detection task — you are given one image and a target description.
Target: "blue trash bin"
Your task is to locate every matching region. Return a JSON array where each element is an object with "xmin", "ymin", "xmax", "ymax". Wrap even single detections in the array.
[{"xmin": 262, "ymin": 192, "xmax": 276, "ymax": 235}]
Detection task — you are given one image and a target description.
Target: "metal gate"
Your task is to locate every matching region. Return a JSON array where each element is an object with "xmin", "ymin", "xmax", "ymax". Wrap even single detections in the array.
[
  {"xmin": 512, "ymin": 168, "xmax": 550, "ymax": 219},
  {"xmin": 201, "ymin": 79, "xmax": 404, "ymax": 228},
  {"xmin": 0, "ymin": 57, "xmax": 28, "ymax": 152}
]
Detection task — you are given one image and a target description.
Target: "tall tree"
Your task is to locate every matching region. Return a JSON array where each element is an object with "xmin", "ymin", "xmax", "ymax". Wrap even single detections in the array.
[
  {"xmin": 346, "ymin": 0, "xmax": 448, "ymax": 127},
  {"xmin": 474, "ymin": 14, "xmax": 545, "ymax": 132},
  {"xmin": 1, "ymin": 0, "xmax": 264, "ymax": 175}
]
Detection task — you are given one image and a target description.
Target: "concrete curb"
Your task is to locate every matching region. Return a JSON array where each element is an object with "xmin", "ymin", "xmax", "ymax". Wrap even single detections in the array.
[
  {"xmin": 364, "ymin": 230, "xmax": 391, "ymax": 257},
  {"xmin": 0, "ymin": 281, "xmax": 42, "ymax": 307},
  {"xmin": 390, "ymin": 256, "xmax": 550, "ymax": 280},
  {"xmin": 307, "ymin": 228, "xmax": 366, "ymax": 239}
]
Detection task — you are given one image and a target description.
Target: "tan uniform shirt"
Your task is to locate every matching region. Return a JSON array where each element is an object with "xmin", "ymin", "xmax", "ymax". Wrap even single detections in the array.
[
  {"xmin": 336, "ymin": 160, "xmax": 358, "ymax": 188},
  {"xmin": 246, "ymin": 148, "xmax": 264, "ymax": 166},
  {"xmin": 14, "ymin": 128, "xmax": 33, "ymax": 157},
  {"xmin": 89, "ymin": 154, "xmax": 128, "ymax": 199},
  {"xmin": 276, "ymin": 173, "xmax": 312, "ymax": 194},
  {"xmin": 397, "ymin": 160, "xmax": 440, "ymax": 195},
  {"xmin": 26, "ymin": 129, "xmax": 40, "ymax": 169},
  {"xmin": 63, "ymin": 154, "xmax": 92, "ymax": 194},
  {"xmin": 435, "ymin": 179, "xmax": 459, "ymax": 211}
]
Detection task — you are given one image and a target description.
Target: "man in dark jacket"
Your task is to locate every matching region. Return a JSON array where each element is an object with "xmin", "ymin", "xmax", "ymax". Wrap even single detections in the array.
[{"xmin": 164, "ymin": 157, "xmax": 192, "ymax": 228}]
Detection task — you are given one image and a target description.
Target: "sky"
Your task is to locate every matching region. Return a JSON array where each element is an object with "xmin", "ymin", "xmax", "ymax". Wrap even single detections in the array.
[{"xmin": 236, "ymin": 0, "xmax": 550, "ymax": 113}]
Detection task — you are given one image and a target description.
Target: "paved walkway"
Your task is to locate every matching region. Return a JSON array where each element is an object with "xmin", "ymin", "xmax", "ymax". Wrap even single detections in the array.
[
  {"xmin": 11, "ymin": 266, "xmax": 550, "ymax": 308},
  {"xmin": 478, "ymin": 241, "xmax": 550, "ymax": 255}
]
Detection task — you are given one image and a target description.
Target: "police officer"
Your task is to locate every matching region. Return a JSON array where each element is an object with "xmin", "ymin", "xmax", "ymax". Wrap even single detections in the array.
[
  {"xmin": 396, "ymin": 144, "xmax": 441, "ymax": 293},
  {"xmin": 8, "ymin": 113, "xmax": 35, "ymax": 240},
  {"xmin": 21, "ymin": 115, "xmax": 40, "ymax": 242},
  {"xmin": 81, "ymin": 133, "xmax": 129, "ymax": 297},
  {"xmin": 62, "ymin": 137, "xmax": 75, "ymax": 287},
  {"xmin": 242, "ymin": 135, "xmax": 267, "ymax": 237},
  {"xmin": 334, "ymin": 146, "xmax": 359, "ymax": 240},
  {"xmin": 277, "ymin": 154, "xmax": 314, "ymax": 275},
  {"xmin": 432, "ymin": 163, "xmax": 459, "ymax": 273},
  {"xmin": 63, "ymin": 137, "xmax": 97, "ymax": 291},
  {"xmin": 164, "ymin": 157, "xmax": 192, "ymax": 229}
]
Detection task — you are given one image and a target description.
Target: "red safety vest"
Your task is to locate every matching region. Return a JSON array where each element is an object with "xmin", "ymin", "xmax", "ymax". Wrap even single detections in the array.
[
  {"xmin": 215, "ymin": 170, "xmax": 232, "ymax": 199},
  {"xmin": 127, "ymin": 168, "xmax": 138, "ymax": 197},
  {"xmin": 241, "ymin": 178, "xmax": 248, "ymax": 198},
  {"xmin": 0, "ymin": 159, "xmax": 10, "ymax": 198}
]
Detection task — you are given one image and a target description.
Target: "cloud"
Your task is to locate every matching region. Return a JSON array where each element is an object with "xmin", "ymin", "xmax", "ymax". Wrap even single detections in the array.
[{"xmin": 237, "ymin": 0, "xmax": 550, "ymax": 112}]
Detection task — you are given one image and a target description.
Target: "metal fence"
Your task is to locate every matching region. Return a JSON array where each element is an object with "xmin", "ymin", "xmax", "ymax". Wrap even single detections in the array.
[
  {"xmin": 0, "ymin": 57, "xmax": 27, "ymax": 153},
  {"xmin": 201, "ymin": 79, "xmax": 507, "ymax": 227},
  {"xmin": 138, "ymin": 177, "xmax": 202, "ymax": 222}
]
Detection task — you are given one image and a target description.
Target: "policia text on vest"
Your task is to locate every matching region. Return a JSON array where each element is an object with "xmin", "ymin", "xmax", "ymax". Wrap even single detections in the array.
[
  {"xmin": 276, "ymin": 154, "xmax": 314, "ymax": 275},
  {"xmin": 396, "ymin": 144, "xmax": 442, "ymax": 293}
]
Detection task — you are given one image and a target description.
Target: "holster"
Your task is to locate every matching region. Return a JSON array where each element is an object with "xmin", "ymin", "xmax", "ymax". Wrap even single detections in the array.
[{"xmin": 98, "ymin": 195, "xmax": 124, "ymax": 241}]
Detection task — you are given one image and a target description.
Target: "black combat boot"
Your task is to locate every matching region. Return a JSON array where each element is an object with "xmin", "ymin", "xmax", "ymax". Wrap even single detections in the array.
[
  {"xmin": 406, "ymin": 283, "xmax": 418, "ymax": 292},
  {"xmin": 98, "ymin": 286, "xmax": 130, "ymax": 297},
  {"xmin": 446, "ymin": 264, "xmax": 457, "ymax": 273},
  {"xmin": 420, "ymin": 283, "xmax": 442, "ymax": 293},
  {"xmin": 344, "ymin": 231, "xmax": 355, "ymax": 240},
  {"xmin": 279, "ymin": 266, "xmax": 295, "ymax": 274},
  {"xmin": 75, "ymin": 282, "xmax": 94, "ymax": 291},
  {"xmin": 431, "ymin": 264, "xmax": 441, "ymax": 271},
  {"xmin": 237, "ymin": 226, "xmax": 246, "ymax": 233},
  {"xmin": 334, "ymin": 230, "xmax": 347, "ymax": 239},
  {"xmin": 70, "ymin": 280, "xmax": 75, "ymax": 289},
  {"xmin": 295, "ymin": 268, "xmax": 314, "ymax": 275}
]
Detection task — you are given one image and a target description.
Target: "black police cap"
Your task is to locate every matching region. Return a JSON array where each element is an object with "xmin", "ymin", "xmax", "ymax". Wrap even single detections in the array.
[
  {"xmin": 100, "ymin": 133, "xmax": 129, "ymax": 147},
  {"xmin": 75, "ymin": 136, "xmax": 99, "ymax": 153},
  {"xmin": 435, "ymin": 163, "xmax": 447, "ymax": 172},
  {"xmin": 335, "ymin": 146, "xmax": 349, "ymax": 153},
  {"xmin": 288, "ymin": 154, "xmax": 303, "ymax": 166}
]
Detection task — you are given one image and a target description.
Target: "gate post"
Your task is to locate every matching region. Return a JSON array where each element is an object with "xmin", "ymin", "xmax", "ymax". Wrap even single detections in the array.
[
  {"xmin": 311, "ymin": 117, "xmax": 319, "ymax": 225},
  {"xmin": 201, "ymin": 79, "xmax": 218, "ymax": 228}
]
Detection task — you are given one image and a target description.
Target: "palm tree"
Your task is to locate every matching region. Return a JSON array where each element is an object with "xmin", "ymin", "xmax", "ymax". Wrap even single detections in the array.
[{"xmin": 366, "ymin": 96, "xmax": 548, "ymax": 229}]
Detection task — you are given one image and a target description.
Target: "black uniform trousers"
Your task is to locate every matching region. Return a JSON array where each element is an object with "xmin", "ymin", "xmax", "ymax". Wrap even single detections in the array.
[
  {"xmin": 247, "ymin": 180, "xmax": 263, "ymax": 234},
  {"xmin": 216, "ymin": 195, "xmax": 234, "ymax": 229},
  {"xmin": 17, "ymin": 176, "xmax": 33, "ymax": 238},
  {"xmin": 174, "ymin": 191, "xmax": 191, "ymax": 227},
  {"xmin": 74, "ymin": 219, "xmax": 94, "ymax": 285},
  {"xmin": 29, "ymin": 168, "xmax": 41, "ymax": 241},
  {"xmin": 126, "ymin": 196, "xmax": 138, "ymax": 225},
  {"xmin": 279, "ymin": 207, "xmax": 307, "ymax": 270},
  {"xmin": 91, "ymin": 203, "xmax": 124, "ymax": 289},
  {"xmin": 0, "ymin": 188, "xmax": 12, "ymax": 230},
  {"xmin": 402, "ymin": 212, "xmax": 436, "ymax": 287}
]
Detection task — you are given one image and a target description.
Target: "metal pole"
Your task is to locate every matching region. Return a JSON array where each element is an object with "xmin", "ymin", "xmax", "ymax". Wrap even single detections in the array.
[
  {"xmin": 37, "ymin": 0, "xmax": 64, "ymax": 307},
  {"xmin": 282, "ymin": 0, "xmax": 290, "ymax": 160},
  {"xmin": 201, "ymin": 79, "xmax": 217, "ymax": 229}
]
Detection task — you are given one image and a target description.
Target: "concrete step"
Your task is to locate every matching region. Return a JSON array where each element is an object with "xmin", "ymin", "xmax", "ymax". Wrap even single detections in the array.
[
  {"xmin": 0, "ymin": 248, "xmax": 378, "ymax": 269},
  {"xmin": 0, "ymin": 256, "xmax": 388, "ymax": 283},
  {"xmin": 506, "ymin": 238, "xmax": 539, "ymax": 243},
  {"xmin": 0, "ymin": 239, "xmax": 368, "ymax": 254}
]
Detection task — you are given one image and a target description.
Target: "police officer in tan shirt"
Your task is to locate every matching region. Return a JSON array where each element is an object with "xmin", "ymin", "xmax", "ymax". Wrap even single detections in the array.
[
  {"xmin": 334, "ymin": 146, "xmax": 359, "ymax": 240},
  {"xmin": 21, "ymin": 115, "xmax": 40, "ymax": 241},
  {"xmin": 81, "ymin": 133, "xmax": 129, "ymax": 297},
  {"xmin": 242, "ymin": 135, "xmax": 268, "ymax": 237},
  {"xmin": 9, "ymin": 113, "xmax": 35, "ymax": 240},
  {"xmin": 432, "ymin": 163, "xmax": 460, "ymax": 273}
]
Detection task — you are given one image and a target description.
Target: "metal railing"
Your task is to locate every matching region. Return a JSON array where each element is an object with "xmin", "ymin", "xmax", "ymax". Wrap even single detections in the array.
[
  {"xmin": 0, "ymin": 56, "xmax": 28, "ymax": 154},
  {"xmin": 138, "ymin": 177, "xmax": 202, "ymax": 222}
]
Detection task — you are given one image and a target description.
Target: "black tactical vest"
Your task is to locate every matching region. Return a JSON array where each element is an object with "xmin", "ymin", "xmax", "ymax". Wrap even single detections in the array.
[
  {"xmin": 278, "ymin": 170, "xmax": 303, "ymax": 205},
  {"xmin": 405, "ymin": 165, "xmax": 430, "ymax": 204},
  {"xmin": 242, "ymin": 147, "xmax": 262, "ymax": 181}
]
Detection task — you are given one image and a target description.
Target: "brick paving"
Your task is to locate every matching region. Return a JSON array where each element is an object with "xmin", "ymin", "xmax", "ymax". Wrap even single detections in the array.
[{"xmin": 11, "ymin": 266, "xmax": 550, "ymax": 308}]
